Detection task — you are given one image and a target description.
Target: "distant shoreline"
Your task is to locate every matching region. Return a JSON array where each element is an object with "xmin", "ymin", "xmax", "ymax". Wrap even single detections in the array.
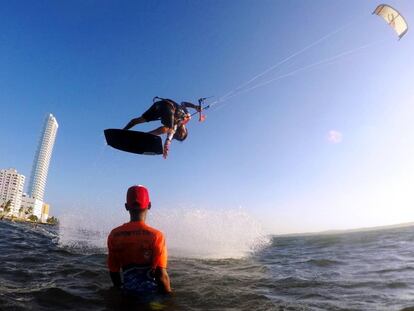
[
  {"xmin": 274, "ymin": 221, "xmax": 414, "ymax": 237},
  {"xmin": 0, "ymin": 216, "xmax": 56, "ymax": 227}
]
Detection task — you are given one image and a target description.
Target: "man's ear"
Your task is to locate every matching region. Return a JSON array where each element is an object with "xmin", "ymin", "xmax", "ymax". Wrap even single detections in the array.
[
  {"xmin": 148, "ymin": 202, "xmax": 151, "ymax": 210},
  {"xmin": 125, "ymin": 203, "xmax": 129, "ymax": 211}
]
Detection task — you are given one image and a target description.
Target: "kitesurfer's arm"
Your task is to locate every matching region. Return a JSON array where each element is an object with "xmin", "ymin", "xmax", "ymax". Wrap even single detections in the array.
[
  {"xmin": 162, "ymin": 126, "xmax": 176, "ymax": 159},
  {"xmin": 163, "ymin": 139, "xmax": 171, "ymax": 159},
  {"xmin": 147, "ymin": 125, "xmax": 175, "ymax": 159},
  {"xmin": 154, "ymin": 268, "xmax": 172, "ymax": 294},
  {"xmin": 109, "ymin": 272, "xmax": 122, "ymax": 289},
  {"xmin": 181, "ymin": 102, "xmax": 201, "ymax": 111},
  {"xmin": 123, "ymin": 117, "xmax": 146, "ymax": 130}
]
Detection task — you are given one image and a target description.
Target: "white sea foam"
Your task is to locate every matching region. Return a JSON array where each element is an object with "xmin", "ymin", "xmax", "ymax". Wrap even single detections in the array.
[
  {"xmin": 58, "ymin": 206, "xmax": 270, "ymax": 259},
  {"xmin": 151, "ymin": 208, "xmax": 270, "ymax": 259}
]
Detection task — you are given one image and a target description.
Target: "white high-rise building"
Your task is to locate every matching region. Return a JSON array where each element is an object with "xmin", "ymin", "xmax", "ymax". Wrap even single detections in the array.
[
  {"xmin": 0, "ymin": 168, "xmax": 26, "ymax": 216},
  {"xmin": 21, "ymin": 194, "xmax": 43, "ymax": 219},
  {"xmin": 28, "ymin": 114, "xmax": 59, "ymax": 201}
]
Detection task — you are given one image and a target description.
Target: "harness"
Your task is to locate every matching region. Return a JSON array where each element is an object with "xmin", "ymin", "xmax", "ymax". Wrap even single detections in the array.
[{"xmin": 153, "ymin": 96, "xmax": 191, "ymax": 125}]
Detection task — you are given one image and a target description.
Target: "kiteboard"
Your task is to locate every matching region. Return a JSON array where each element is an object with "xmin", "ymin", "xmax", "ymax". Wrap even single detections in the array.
[{"xmin": 104, "ymin": 129, "xmax": 163, "ymax": 155}]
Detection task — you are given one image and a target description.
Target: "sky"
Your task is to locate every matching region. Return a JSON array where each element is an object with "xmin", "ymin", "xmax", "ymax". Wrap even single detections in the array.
[{"xmin": 1, "ymin": 0, "xmax": 413, "ymax": 234}]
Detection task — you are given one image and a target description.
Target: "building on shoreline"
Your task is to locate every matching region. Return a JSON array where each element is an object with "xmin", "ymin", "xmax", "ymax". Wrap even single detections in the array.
[
  {"xmin": 41, "ymin": 203, "xmax": 49, "ymax": 223},
  {"xmin": 28, "ymin": 114, "xmax": 59, "ymax": 201},
  {"xmin": 20, "ymin": 194, "xmax": 43, "ymax": 219},
  {"xmin": 0, "ymin": 168, "xmax": 26, "ymax": 216}
]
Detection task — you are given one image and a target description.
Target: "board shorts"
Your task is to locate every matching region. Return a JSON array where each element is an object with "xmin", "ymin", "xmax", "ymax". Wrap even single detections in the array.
[
  {"xmin": 141, "ymin": 101, "xmax": 175, "ymax": 129},
  {"xmin": 122, "ymin": 265, "xmax": 158, "ymax": 295}
]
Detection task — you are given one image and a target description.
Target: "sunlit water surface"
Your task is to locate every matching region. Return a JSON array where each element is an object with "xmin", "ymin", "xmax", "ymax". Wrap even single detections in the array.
[{"xmin": 1, "ymin": 212, "xmax": 414, "ymax": 311}]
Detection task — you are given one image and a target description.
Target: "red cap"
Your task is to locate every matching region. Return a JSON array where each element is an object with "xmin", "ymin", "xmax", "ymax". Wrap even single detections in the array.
[{"xmin": 126, "ymin": 185, "xmax": 150, "ymax": 210}]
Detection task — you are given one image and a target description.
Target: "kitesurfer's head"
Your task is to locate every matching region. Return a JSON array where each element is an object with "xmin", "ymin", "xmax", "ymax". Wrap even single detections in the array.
[
  {"xmin": 174, "ymin": 125, "xmax": 188, "ymax": 141},
  {"xmin": 125, "ymin": 185, "xmax": 151, "ymax": 211}
]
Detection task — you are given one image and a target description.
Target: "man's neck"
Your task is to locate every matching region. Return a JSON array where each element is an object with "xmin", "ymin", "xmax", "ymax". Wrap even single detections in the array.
[{"xmin": 129, "ymin": 210, "xmax": 146, "ymax": 222}]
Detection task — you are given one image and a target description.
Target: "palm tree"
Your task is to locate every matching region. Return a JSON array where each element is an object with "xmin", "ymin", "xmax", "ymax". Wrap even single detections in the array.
[
  {"xmin": 47, "ymin": 216, "xmax": 59, "ymax": 225},
  {"xmin": 19, "ymin": 206, "xmax": 24, "ymax": 218},
  {"xmin": 23, "ymin": 206, "xmax": 33, "ymax": 219},
  {"xmin": 28, "ymin": 215, "xmax": 38, "ymax": 222},
  {"xmin": 3, "ymin": 200, "xmax": 12, "ymax": 215}
]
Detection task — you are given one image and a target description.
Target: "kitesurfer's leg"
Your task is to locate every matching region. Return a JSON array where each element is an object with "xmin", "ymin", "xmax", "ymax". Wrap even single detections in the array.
[
  {"xmin": 123, "ymin": 101, "xmax": 162, "ymax": 130},
  {"xmin": 148, "ymin": 126, "xmax": 169, "ymax": 136},
  {"xmin": 123, "ymin": 117, "xmax": 146, "ymax": 130}
]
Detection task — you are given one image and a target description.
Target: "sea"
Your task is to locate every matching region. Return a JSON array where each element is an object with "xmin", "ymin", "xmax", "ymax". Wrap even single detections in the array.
[{"xmin": 1, "ymin": 209, "xmax": 414, "ymax": 311}]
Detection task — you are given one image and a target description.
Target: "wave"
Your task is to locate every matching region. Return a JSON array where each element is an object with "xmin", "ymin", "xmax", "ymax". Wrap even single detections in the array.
[{"xmin": 57, "ymin": 206, "xmax": 270, "ymax": 259}]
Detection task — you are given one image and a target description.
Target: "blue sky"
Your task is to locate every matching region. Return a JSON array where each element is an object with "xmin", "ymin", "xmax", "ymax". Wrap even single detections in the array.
[{"xmin": 1, "ymin": 0, "xmax": 413, "ymax": 234}]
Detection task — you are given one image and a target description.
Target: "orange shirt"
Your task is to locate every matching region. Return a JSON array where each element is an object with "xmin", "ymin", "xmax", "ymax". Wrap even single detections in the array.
[{"xmin": 107, "ymin": 221, "xmax": 168, "ymax": 273}]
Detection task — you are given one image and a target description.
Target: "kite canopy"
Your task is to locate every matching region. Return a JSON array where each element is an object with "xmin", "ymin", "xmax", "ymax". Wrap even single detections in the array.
[{"xmin": 373, "ymin": 4, "xmax": 408, "ymax": 39}]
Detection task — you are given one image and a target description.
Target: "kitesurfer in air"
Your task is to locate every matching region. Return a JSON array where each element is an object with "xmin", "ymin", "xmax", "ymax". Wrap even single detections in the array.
[
  {"xmin": 107, "ymin": 185, "xmax": 172, "ymax": 295},
  {"xmin": 123, "ymin": 97, "xmax": 201, "ymax": 159}
]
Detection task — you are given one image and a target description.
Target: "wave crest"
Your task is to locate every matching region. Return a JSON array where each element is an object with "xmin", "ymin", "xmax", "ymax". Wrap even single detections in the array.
[{"xmin": 57, "ymin": 207, "xmax": 270, "ymax": 259}]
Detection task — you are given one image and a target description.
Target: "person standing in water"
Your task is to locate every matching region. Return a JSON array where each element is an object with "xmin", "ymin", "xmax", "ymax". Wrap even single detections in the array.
[
  {"xmin": 107, "ymin": 185, "xmax": 172, "ymax": 295},
  {"xmin": 123, "ymin": 97, "xmax": 201, "ymax": 158}
]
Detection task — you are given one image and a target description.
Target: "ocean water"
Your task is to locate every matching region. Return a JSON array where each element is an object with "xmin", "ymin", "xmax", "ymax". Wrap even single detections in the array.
[{"xmin": 1, "ymin": 216, "xmax": 414, "ymax": 311}]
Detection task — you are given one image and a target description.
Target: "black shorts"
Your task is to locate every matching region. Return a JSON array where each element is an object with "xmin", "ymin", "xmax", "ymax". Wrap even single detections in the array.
[{"xmin": 141, "ymin": 101, "xmax": 174, "ymax": 129}]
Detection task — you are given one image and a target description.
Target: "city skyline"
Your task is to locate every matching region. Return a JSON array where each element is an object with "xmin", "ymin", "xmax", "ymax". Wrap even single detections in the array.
[{"xmin": 0, "ymin": 113, "xmax": 58, "ymax": 222}]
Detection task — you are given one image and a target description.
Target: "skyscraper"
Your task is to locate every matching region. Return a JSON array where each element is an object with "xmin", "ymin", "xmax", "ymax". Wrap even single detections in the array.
[
  {"xmin": 0, "ymin": 168, "xmax": 25, "ymax": 216},
  {"xmin": 28, "ymin": 114, "xmax": 59, "ymax": 201}
]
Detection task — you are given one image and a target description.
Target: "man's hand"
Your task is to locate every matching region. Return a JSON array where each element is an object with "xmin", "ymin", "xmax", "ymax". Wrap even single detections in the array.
[
  {"xmin": 163, "ymin": 140, "xmax": 171, "ymax": 159},
  {"xmin": 181, "ymin": 114, "xmax": 191, "ymax": 125}
]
